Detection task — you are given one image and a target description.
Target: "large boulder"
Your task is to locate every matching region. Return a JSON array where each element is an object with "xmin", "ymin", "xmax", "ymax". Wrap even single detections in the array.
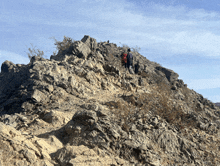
[
  {"xmin": 155, "ymin": 66, "xmax": 179, "ymax": 82},
  {"xmin": 81, "ymin": 35, "xmax": 97, "ymax": 51},
  {"xmin": 74, "ymin": 41, "xmax": 91, "ymax": 59},
  {"xmin": 1, "ymin": 60, "xmax": 15, "ymax": 73}
]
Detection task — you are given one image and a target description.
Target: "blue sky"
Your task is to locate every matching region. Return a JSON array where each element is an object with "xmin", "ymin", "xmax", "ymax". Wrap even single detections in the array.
[{"xmin": 1, "ymin": 0, "xmax": 220, "ymax": 102}]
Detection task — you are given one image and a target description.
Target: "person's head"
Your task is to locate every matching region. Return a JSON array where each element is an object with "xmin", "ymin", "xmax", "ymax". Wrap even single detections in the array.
[{"xmin": 128, "ymin": 48, "xmax": 131, "ymax": 52}]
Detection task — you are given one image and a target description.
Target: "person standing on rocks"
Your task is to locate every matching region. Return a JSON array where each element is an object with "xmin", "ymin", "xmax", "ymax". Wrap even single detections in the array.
[
  {"xmin": 127, "ymin": 48, "xmax": 134, "ymax": 74},
  {"xmin": 135, "ymin": 61, "xmax": 139, "ymax": 74},
  {"xmin": 121, "ymin": 52, "xmax": 128, "ymax": 69}
]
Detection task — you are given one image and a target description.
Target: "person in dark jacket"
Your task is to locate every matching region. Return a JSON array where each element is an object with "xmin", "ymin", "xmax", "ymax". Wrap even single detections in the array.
[
  {"xmin": 127, "ymin": 49, "xmax": 132, "ymax": 68},
  {"xmin": 127, "ymin": 48, "xmax": 134, "ymax": 74},
  {"xmin": 135, "ymin": 61, "xmax": 139, "ymax": 74}
]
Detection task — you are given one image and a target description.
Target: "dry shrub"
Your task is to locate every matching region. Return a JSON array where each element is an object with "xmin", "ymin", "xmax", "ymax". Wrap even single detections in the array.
[
  {"xmin": 27, "ymin": 44, "xmax": 44, "ymax": 60},
  {"xmin": 54, "ymin": 36, "xmax": 74, "ymax": 51},
  {"xmin": 107, "ymin": 81, "xmax": 199, "ymax": 134},
  {"xmin": 153, "ymin": 83, "xmax": 200, "ymax": 130},
  {"xmin": 119, "ymin": 43, "xmax": 129, "ymax": 50},
  {"xmin": 151, "ymin": 83, "xmax": 180, "ymax": 123},
  {"xmin": 105, "ymin": 82, "xmax": 220, "ymax": 164},
  {"xmin": 52, "ymin": 36, "xmax": 75, "ymax": 56},
  {"xmin": 106, "ymin": 100, "xmax": 136, "ymax": 131},
  {"xmin": 138, "ymin": 82, "xmax": 198, "ymax": 130},
  {"xmin": 131, "ymin": 45, "xmax": 141, "ymax": 53}
]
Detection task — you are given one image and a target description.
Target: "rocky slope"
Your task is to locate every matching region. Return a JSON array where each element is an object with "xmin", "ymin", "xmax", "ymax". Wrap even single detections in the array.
[
  {"xmin": 215, "ymin": 102, "xmax": 220, "ymax": 108},
  {"xmin": 0, "ymin": 35, "xmax": 219, "ymax": 166}
]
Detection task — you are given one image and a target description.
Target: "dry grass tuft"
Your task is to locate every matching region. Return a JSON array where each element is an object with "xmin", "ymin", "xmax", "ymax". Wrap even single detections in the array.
[{"xmin": 106, "ymin": 81, "xmax": 201, "ymax": 134}]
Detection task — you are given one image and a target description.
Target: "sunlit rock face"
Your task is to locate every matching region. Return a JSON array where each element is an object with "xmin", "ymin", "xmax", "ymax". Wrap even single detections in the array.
[{"xmin": 0, "ymin": 35, "xmax": 219, "ymax": 166}]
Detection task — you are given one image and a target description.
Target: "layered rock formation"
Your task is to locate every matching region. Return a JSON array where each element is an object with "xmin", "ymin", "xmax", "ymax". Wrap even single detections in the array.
[{"xmin": 0, "ymin": 35, "xmax": 219, "ymax": 166}]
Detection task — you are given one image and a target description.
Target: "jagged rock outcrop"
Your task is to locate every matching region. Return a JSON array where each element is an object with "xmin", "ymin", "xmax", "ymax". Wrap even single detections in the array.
[{"xmin": 0, "ymin": 35, "xmax": 219, "ymax": 166}]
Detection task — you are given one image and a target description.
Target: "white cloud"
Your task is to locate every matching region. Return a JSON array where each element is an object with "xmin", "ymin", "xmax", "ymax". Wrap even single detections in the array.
[
  {"xmin": 66, "ymin": 1, "xmax": 220, "ymax": 57},
  {"xmin": 2, "ymin": 0, "xmax": 220, "ymax": 102},
  {"xmin": 187, "ymin": 78, "xmax": 220, "ymax": 90},
  {"xmin": 22, "ymin": 0, "xmax": 64, "ymax": 5},
  {"xmin": 208, "ymin": 95, "xmax": 220, "ymax": 103},
  {"xmin": 169, "ymin": 31, "xmax": 220, "ymax": 56},
  {"xmin": 186, "ymin": 8, "xmax": 220, "ymax": 20},
  {"xmin": 1, "ymin": 0, "xmax": 220, "ymax": 59},
  {"xmin": 0, "ymin": 50, "xmax": 29, "ymax": 67}
]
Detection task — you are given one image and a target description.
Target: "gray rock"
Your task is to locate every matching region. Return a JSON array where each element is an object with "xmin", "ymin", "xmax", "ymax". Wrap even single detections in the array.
[
  {"xmin": 1, "ymin": 60, "xmax": 15, "ymax": 73},
  {"xmin": 81, "ymin": 35, "xmax": 97, "ymax": 51},
  {"xmin": 157, "ymin": 130, "xmax": 179, "ymax": 154},
  {"xmin": 31, "ymin": 89, "xmax": 47, "ymax": 103},
  {"xmin": 155, "ymin": 66, "xmax": 179, "ymax": 82},
  {"xmin": 72, "ymin": 110, "xmax": 98, "ymax": 125},
  {"xmin": 22, "ymin": 149, "xmax": 37, "ymax": 163},
  {"xmin": 75, "ymin": 41, "xmax": 91, "ymax": 59},
  {"xmin": 0, "ymin": 35, "xmax": 219, "ymax": 166}
]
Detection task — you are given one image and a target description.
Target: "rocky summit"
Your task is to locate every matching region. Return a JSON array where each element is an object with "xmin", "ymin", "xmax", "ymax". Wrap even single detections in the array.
[{"xmin": 0, "ymin": 35, "xmax": 220, "ymax": 166}]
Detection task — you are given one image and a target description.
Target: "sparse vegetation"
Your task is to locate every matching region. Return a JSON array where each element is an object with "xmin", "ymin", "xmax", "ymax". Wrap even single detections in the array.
[
  {"xmin": 106, "ymin": 81, "xmax": 201, "ymax": 134},
  {"xmin": 119, "ymin": 43, "xmax": 129, "ymax": 49},
  {"xmin": 131, "ymin": 45, "xmax": 141, "ymax": 53},
  {"xmin": 52, "ymin": 36, "xmax": 75, "ymax": 56},
  {"xmin": 119, "ymin": 43, "xmax": 141, "ymax": 53},
  {"xmin": 2, "ymin": 35, "xmax": 219, "ymax": 165},
  {"xmin": 27, "ymin": 44, "xmax": 44, "ymax": 60}
]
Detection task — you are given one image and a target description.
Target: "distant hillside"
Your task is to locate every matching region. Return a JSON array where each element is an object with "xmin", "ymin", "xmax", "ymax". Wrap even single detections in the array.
[{"xmin": 215, "ymin": 102, "xmax": 220, "ymax": 107}]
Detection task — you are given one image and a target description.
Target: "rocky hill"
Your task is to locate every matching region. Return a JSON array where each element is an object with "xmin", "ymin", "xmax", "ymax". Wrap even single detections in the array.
[{"xmin": 0, "ymin": 35, "xmax": 219, "ymax": 166}]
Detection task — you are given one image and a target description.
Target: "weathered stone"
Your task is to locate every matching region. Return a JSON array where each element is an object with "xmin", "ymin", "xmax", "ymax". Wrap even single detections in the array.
[
  {"xmin": 74, "ymin": 66, "xmax": 85, "ymax": 76},
  {"xmin": 72, "ymin": 110, "xmax": 98, "ymax": 125},
  {"xmin": 81, "ymin": 35, "xmax": 97, "ymax": 51},
  {"xmin": 1, "ymin": 60, "xmax": 15, "ymax": 73},
  {"xmin": 31, "ymin": 89, "xmax": 47, "ymax": 103},
  {"xmin": 157, "ymin": 130, "xmax": 179, "ymax": 154},
  {"xmin": 0, "ymin": 35, "xmax": 219, "ymax": 166},
  {"xmin": 55, "ymin": 145, "xmax": 122, "ymax": 166},
  {"xmin": 155, "ymin": 66, "xmax": 179, "ymax": 82},
  {"xmin": 22, "ymin": 149, "xmax": 37, "ymax": 163},
  {"xmin": 76, "ymin": 41, "xmax": 91, "ymax": 59}
]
